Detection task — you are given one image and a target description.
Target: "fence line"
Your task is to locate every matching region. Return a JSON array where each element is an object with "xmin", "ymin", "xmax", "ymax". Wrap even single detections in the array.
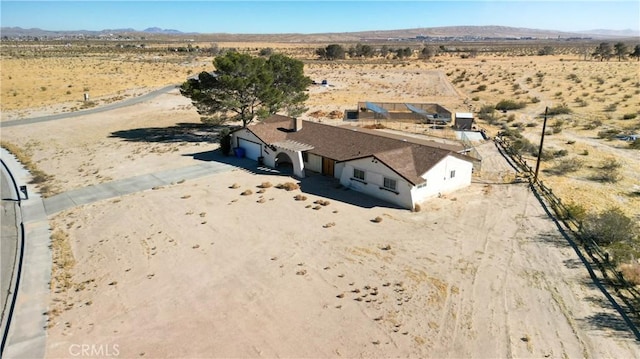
[{"xmin": 494, "ymin": 136, "xmax": 640, "ymax": 331}]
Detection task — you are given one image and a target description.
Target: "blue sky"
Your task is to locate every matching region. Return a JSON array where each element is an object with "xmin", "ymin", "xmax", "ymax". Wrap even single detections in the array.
[{"xmin": 1, "ymin": 1, "xmax": 639, "ymax": 34}]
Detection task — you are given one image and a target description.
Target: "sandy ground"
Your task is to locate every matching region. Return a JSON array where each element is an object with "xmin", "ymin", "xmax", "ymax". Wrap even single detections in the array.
[
  {"xmin": 42, "ymin": 144, "xmax": 638, "ymax": 358},
  {"xmin": 1, "ymin": 51, "xmax": 638, "ymax": 357}
]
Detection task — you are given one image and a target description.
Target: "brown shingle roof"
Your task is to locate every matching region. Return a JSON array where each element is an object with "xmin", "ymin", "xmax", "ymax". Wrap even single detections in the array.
[
  {"xmin": 246, "ymin": 114, "xmax": 294, "ymax": 144},
  {"xmin": 246, "ymin": 116, "xmax": 475, "ymax": 185}
]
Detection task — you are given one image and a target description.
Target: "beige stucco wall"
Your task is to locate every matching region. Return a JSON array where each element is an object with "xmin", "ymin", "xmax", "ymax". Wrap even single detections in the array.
[{"xmin": 305, "ymin": 153, "xmax": 323, "ymax": 173}]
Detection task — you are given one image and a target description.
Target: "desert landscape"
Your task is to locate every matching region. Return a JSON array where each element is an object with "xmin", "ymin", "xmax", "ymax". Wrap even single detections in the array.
[{"xmin": 1, "ymin": 33, "xmax": 639, "ymax": 357}]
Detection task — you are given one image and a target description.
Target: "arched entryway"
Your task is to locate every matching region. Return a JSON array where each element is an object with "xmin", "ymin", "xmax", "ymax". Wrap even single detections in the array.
[{"xmin": 275, "ymin": 152, "xmax": 294, "ymax": 173}]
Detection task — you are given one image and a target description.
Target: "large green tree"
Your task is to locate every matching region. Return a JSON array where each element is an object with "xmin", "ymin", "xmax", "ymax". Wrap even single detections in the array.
[
  {"xmin": 316, "ymin": 44, "xmax": 346, "ymax": 60},
  {"xmin": 593, "ymin": 42, "xmax": 612, "ymax": 61},
  {"xmin": 613, "ymin": 42, "xmax": 628, "ymax": 61},
  {"xmin": 631, "ymin": 44, "xmax": 640, "ymax": 61},
  {"xmin": 180, "ymin": 52, "xmax": 311, "ymax": 127}
]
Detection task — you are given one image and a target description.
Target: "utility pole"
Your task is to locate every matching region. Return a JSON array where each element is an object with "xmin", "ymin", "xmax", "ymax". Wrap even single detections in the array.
[{"xmin": 534, "ymin": 106, "xmax": 549, "ymax": 181}]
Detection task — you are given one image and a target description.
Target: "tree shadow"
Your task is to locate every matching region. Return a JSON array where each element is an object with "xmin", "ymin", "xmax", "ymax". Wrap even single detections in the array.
[{"xmin": 109, "ymin": 123, "xmax": 225, "ymax": 143}]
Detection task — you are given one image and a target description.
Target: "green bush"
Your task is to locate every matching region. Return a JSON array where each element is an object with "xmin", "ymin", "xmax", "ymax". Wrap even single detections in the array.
[
  {"xmin": 495, "ymin": 99, "xmax": 526, "ymax": 111},
  {"xmin": 597, "ymin": 129, "xmax": 621, "ymax": 140},
  {"xmin": 546, "ymin": 104, "xmax": 572, "ymax": 116},
  {"xmin": 478, "ymin": 104, "xmax": 497, "ymax": 123},
  {"xmin": 589, "ymin": 158, "xmax": 622, "ymax": 182},
  {"xmin": 581, "ymin": 207, "xmax": 639, "ymax": 248},
  {"xmin": 543, "ymin": 157, "xmax": 583, "ymax": 175}
]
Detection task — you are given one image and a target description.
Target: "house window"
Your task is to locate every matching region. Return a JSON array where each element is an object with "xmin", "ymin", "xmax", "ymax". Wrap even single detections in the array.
[
  {"xmin": 417, "ymin": 181, "xmax": 427, "ymax": 189},
  {"xmin": 302, "ymin": 152, "xmax": 308, "ymax": 163},
  {"xmin": 450, "ymin": 170, "xmax": 456, "ymax": 178},
  {"xmin": 383, "ymin": 177, "xmax": 397, "ymax": 191},
  {"xmin": 353, "ymin": 168, "xmax": 365, "ymax": 181}
]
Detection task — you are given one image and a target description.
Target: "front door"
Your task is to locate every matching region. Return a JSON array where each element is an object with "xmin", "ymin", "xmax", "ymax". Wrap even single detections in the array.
[{"xmin": 322, "ymin": 158, "xmax": 335, "ymax": 177}]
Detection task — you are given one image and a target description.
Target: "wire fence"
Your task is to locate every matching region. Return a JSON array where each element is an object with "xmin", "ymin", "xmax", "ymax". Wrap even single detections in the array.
[{"xmin": 494, "ymin": 135, "xmax": 640, "ymax": 333}]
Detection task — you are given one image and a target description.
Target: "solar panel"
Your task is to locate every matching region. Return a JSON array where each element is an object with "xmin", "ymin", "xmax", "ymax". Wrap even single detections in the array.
[
  {"xmin": 365, "ymin": 102, "xmax": 390, "ymax": 119},
  {"xmin": 404, "ymin": 103, "xmax": 432, "ymax": 118}
]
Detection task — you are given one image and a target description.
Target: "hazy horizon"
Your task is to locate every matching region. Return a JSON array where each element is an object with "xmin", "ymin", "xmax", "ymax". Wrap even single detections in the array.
[{"xmin": 1, "ymin": 1, "xmax": 639, "ymax": 35}]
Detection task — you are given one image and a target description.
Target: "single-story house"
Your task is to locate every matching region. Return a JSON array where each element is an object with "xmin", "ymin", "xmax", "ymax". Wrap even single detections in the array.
[{"xmin": 230, "ymin": 115, "xmax": 477, "ymax": 209}]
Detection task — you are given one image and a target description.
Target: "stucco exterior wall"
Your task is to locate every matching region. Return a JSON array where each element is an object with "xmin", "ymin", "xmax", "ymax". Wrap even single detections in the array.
[
  {"xmin": 339, "ymin": 157, "xmax": 413, "ymax": 209},
  {"xmin": 411, "ymin": 155, "xmax": 473, "ymax": 205},
  {"xmin": 305, "ymin": 153, "xmax": 323, "ymax": 173},
  {"xmin": 231, "ymin": 129, "xmax": 264, "ymax": 158}
]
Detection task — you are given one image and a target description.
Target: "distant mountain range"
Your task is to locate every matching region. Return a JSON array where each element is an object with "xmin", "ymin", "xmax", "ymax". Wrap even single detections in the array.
[
  {"xmin": 0, "ymin": 26, "xmax": 185, "ymax": 37},
  {"xmin": 1, "ymin": 25, "xmax": 638, "ymax": 41}
]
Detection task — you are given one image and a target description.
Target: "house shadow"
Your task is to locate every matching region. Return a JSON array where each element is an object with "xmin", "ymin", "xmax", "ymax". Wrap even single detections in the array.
[
  {"xmin": 184, "ymin": 149, "xmax": 402, "ymax": 210},
  {"xmin": 109, "ymin": 123, "xmax": 224, "ymax": 143}
]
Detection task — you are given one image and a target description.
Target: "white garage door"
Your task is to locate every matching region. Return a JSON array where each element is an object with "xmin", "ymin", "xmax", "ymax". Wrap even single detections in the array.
[{"xmin": 238, "ymin": 138, "xmax": 261, "ymax": 160}]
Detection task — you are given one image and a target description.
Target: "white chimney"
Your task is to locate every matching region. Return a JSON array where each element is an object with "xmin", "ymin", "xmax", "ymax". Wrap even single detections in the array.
[{"xmin": 294, "ymin": 118, "xmax": 303, "ymax": 131}]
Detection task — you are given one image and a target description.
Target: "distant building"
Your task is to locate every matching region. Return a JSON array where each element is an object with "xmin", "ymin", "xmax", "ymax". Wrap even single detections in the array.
[{"xmin": 454, "ymin": 112, "xmax": 474, "ymax": 130}]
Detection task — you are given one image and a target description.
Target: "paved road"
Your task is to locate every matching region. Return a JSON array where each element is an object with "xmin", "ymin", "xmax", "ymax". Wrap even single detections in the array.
[
  {"xmin": 0, "ymin": 84, "xmax": 178, "ymax": 128},
  {"xmin": 0, "ymin": 163, "xmax": 19, "ymax": 329}
]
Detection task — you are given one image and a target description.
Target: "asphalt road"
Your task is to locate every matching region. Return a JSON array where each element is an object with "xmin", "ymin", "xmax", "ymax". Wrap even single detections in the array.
[
  {"xmin": 0, "ymin": 163, "xmax": 19, "ymax": 329},
  {"xmin": 0, "ymin": 84, "xmax": 178, "ymax": 128}
]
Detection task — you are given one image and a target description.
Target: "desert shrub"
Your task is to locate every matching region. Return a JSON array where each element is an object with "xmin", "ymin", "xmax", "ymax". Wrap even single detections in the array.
[
  {"xmin": 413, "ymin": 204, "xmax": 421, "ymax": 212},
  {"xmin": 495, "ymin": 99, "xmax": 526, "ymax": 111},
  {"xmin": 566, "ymin": 73, "xmax": 580, "ymax": 82},
  {"xmin": 240, "ymin": 189, "xmax": 253, "ymax": 196},
  {"xmin": 512, "ymin": 138, "xmax": 538, "ymax": 156},
  {"xmin": 590, "ymin": 158, "xmax": 622, "ymax": 182},
  {"xmin": 552, "ymin": 119, "xmax": 564, "ymax": 134},
  {"xmin": 630, "ymin": 139, "xmax": 640, "ymax": 150},
  {"xmin": 471, "ymin": 96, "xmax": 480, "ymax": 101},
  {"xmin": 618, "ymin": 262, "xmax": 640, "ymax": 285},
  {"xmin": 604, "ymin": 103, "xmax": 617, "ymax": 112},
  {"xmin": 552, "ymin": 149, "xmax": 568, "ymax": 158},
  {"xmin": 478, "ymin": 104, "xmax": 497, "ymax": 123},
  {"xmin": 597, "ymin": 129, "xmax": 621, "ymax": 140},
  {"xmin": 530, "ymin": 96, "xmax": 540, "ymax": 103},
  {"xmin": 583, "ymin": 120, "xmax": 602, "ymax": 130},
  {"xmin": 546, "ymin": 104, "xmax": 572, "ymax": 116},
  {"xmin": 581, "ymin": 207, "xmax": 639, "ymax": 247},
  {"xmin": 601, "ymin": 158, "xmax": 622, "ymax": 171},
  {"xmin": 294, "ymin": 194, "xmax": 307, "ymax": 201},
  {"xmin": 506, "ymin": 114, "xmax": 516, "ymax": 122},
  {"xmin": 474, "ymin": 84, "xmax": 487, "ymax": 92},
  {"xmin": 562, "ymin": 202, "xmax": 587, "ymax": 222},
  {"xmin": 371, "ymin": 216, "xmax": 383, "ymax": 223},
  {"xmin": 258, "ymin": 182, "xmax": 273, "ymax": 188},
  {"xmin": 276, "ymin": 182, "xmax": 299, "ymax": 191},
  {"xmin": 543, "ymin": 157, "xmax": 583, "ymax": 175},
  {"xmin": 229, "ymin": 183, "xmax": 240, "ymax": 189},
  {"xmin": 622, "ymin": 113, "xmax": 637, "ymax": 120}
]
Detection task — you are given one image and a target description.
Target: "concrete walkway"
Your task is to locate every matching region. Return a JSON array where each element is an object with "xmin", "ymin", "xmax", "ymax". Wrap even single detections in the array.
[
  {"xmin": 0, "ymin": 148, "xmax": 51, "ymax": 359},
  {"xmin": 44, "ymin": 160, "xmax": 235, "ymax": 215}
]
